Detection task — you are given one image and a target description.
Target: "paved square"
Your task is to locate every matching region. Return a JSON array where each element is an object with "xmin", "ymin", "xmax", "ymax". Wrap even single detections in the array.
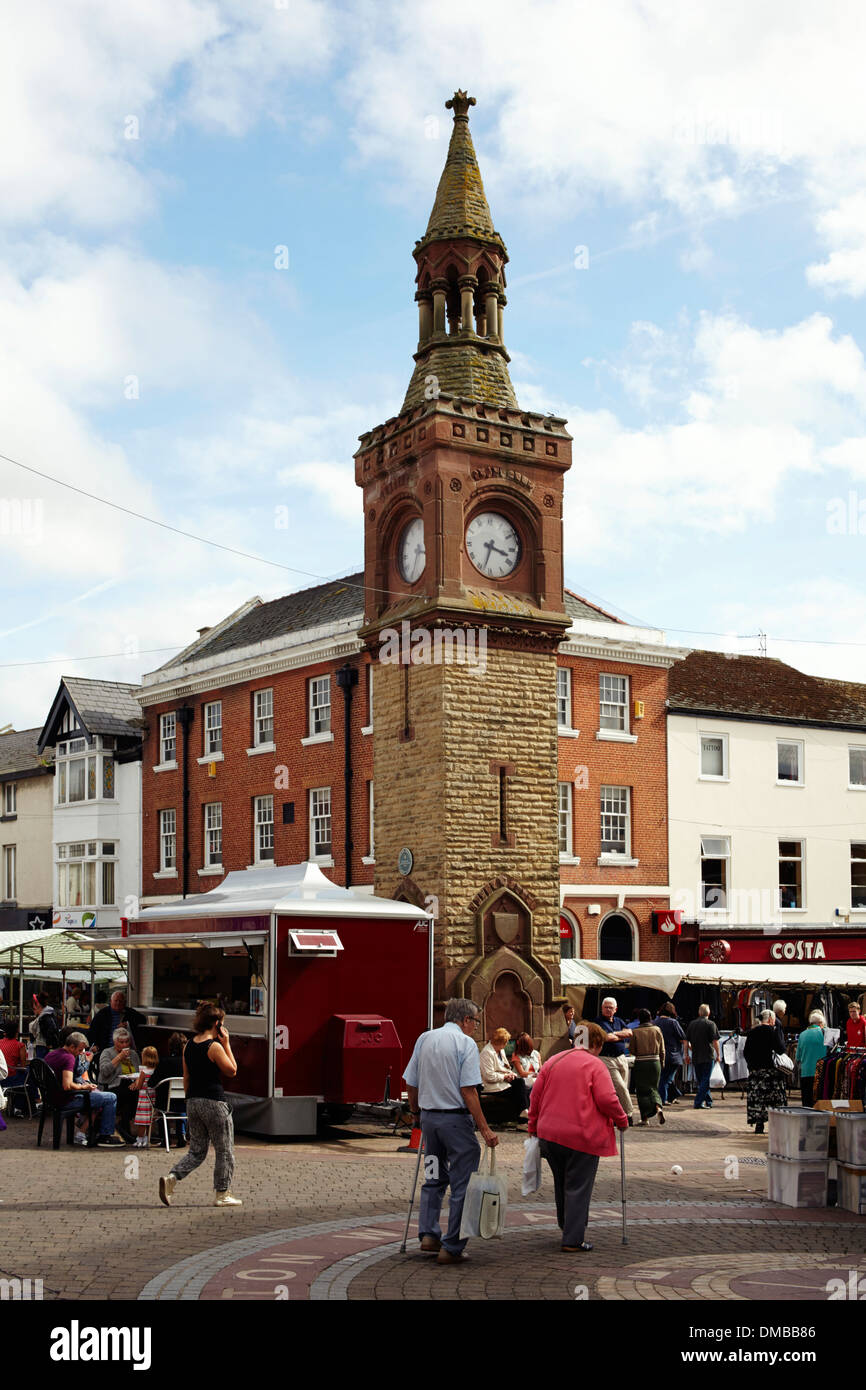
[{"xmin": 2, "ymin": 1098, "xmax": 863, "ymax": 1301}]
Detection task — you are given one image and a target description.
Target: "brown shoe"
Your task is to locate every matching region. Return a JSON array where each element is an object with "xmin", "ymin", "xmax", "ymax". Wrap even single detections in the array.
[
  {"xmin": 420, "ymin": 1236, "xmax": 442, "ymax": 1253},
  {"xmin": 436, "ymin": 1249, "xmax": 468, "ymax": 1264}
]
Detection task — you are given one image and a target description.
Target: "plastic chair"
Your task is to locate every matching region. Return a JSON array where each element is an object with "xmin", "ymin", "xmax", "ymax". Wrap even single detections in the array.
[
  {"xmin": 152, "ymin": 1077, "xmax": 187, "ymax": 1152},
  {"xmin": 29, "ymin": 1058, "xmax": 91, "ymax": 1150},
  {"xmin": 2, "ymin": 1069, "xmax": 33, "ymax": 1118}
]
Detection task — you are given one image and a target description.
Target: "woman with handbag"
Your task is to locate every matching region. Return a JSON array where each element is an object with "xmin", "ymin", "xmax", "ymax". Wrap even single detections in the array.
[{"xmin": 744, "ymin": 1008, "xmax": 788, "ymax": 1134}]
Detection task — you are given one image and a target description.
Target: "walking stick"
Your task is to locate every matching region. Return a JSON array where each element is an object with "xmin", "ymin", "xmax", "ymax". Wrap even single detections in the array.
[
  {"xmin": 399, "ymin": 1135, "xmax": 425, "ymax": 1254},
  {"xmin": 620, "ymin": 1126, "xmax": 628, "ymax": 1246}
]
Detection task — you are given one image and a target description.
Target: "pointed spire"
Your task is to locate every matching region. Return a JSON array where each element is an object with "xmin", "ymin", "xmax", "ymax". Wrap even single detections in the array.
[
  {"xmin": 418, "ymin": 91, "xmax": 504, "ymax": 252},
  {"xmin": 402, "ymin": 92, "xmax": 517, "ymax": 412}
]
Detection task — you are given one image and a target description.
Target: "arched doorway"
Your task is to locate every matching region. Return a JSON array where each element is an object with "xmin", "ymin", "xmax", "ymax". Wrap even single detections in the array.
[
  {"xmin": 559, "ymin": 912, "xmax": 577, "ymax": 960},
  {"xmin": 598, "ymin": 912, "xmax": 634, "ymax": 961},
  {"xmin": 484, "ymin": 970, "xmax": 531, "ymax": 1040}
]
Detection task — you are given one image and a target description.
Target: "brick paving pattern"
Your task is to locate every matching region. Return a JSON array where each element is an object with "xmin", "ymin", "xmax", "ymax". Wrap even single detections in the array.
[{"xmin": 2, "ymin": 1098, "xmax": 863, "ymax": 1301}]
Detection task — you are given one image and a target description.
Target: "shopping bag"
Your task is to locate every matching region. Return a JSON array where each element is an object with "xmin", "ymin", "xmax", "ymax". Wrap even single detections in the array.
[
  {"xmin": 521, "ymin": 1135, "xmax": 541, "ymax": 1196},
  {"xmin": 459, "ymin": 1146, "xmax": 508, "ymax": 1239},
  {"xmin": 709, "ymin": 1061, "xmax": 726, "ymax": 1088}
]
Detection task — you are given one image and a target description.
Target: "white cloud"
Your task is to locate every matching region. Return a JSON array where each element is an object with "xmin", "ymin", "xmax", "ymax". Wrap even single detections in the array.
[
  {"xmin": 557, "ymin": 311, "xmax": 866, "ymax": 561},
  {"xmin": 0, "ymin": 0, "xmax": 336, "ymax": 228},
  {"xmin": 807, "ymin": 194, "xmax": 866, "ymax": 298}
]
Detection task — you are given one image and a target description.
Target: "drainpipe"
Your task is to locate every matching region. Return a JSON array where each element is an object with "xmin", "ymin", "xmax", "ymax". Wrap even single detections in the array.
[
  {"xmin": 335, "ymin": 664, "xmax": 359, "ymax": 888},
  {"xmin": 176, "ymin": 706, "xmax": 194, "ymax": 898}
]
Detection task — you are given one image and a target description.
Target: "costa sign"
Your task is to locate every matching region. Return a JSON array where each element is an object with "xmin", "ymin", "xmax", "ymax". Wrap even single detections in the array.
[{"xmin": 771, "ymin": 939, "xmax": 825, "ymax": 961}]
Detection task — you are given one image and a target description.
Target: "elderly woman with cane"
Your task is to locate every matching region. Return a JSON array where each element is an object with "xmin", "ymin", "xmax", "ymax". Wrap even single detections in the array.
[{"xmin": 528, "ymin": 1021, "xmax": 628, "ymax": 1252}]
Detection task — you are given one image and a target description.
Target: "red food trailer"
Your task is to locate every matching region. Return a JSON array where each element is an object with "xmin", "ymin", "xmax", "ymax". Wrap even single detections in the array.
[{"xmin": 108, "ymin": 862, "xmax": 432, "ymax": 1137}]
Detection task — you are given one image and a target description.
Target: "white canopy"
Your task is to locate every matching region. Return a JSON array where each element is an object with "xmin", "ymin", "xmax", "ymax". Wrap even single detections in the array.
[
  {"xmin": 130, "ymin": 862, "xmax": 432, "ymax": 925},
  {"xmin": 561, "ymin": 957, "xmax": 866, "ymax": 994},
  {"xmin": 0, "ymin": 928, "xmax": 126, "ymax": 972}
]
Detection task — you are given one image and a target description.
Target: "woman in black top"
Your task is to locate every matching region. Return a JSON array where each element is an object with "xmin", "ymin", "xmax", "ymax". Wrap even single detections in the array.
[
  {"xmin": 744, "ymin": 1008, "xmax": 787, "ymax": 1135},
  {"xmin": 158, "ymin": 1003, "xmax": 240, "ymax": 1208}
]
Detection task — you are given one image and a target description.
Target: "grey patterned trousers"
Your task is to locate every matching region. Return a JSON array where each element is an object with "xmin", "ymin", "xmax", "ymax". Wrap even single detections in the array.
[{"xmin": 170, "ymin": 1097, "xmax": 235, "ymax": 1193}]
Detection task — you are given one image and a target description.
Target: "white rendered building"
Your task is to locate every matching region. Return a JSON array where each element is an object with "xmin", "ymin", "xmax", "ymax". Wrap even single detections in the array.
[{"xmin": 38, "ymin": 679, "xmax": 143, "ymax": 938}]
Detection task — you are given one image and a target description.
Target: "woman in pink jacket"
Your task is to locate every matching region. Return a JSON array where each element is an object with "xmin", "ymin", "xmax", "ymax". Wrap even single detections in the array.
[{"xmin": 528, "ymin": 1020, "xmax": 628, "ymax": 1251}]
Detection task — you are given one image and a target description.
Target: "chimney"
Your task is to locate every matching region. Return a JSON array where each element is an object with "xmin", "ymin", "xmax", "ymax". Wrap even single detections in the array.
[{"xmin": 197, "ymin": 626, "xmax": 212, "ymax": 638}]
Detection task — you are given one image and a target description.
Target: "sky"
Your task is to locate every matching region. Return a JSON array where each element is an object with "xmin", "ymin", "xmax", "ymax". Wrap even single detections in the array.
[{"xmin": 2, "ymin": 0, "xmax": 866, "ymax": 729}]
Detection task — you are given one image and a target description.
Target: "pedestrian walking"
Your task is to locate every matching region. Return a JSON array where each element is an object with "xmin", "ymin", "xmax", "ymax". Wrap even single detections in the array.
[
  {"xmin": 795, "ymin": 1012, "xmax": 828, "ymax": 1108},
  {"xmin": 654, "ymin": 1002, "xmax": 685, "ymax": 1104},
  {"xmin": 159, "ymin": 1002, "xmax": 241, "ymax": 1208},
  {"xmin": 594, "ymin": 997, "xmax": 634, "ymax": 1122},
  {"xmin": 528, "ymin": 1021, "xmax": 628, "ymax": 1252},
  {"xmin": 744, "ymin": 1009, "xmax": 788, "ymax": 1134},
  {"xmin": 630, "ymin": 1009, "xmax": 666, "ymax": 1124},
  {"xmin": 684, "ymin": 1004, "xmax": 720, "ymax": 1109},
  {"xmin": 403, "ymin": 998, "xmax": 498, "ymax": 1264}
]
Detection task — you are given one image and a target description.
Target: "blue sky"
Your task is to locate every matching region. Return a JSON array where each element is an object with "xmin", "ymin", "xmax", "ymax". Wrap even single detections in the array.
[{"xmin": 2, "ymin": 0, "xmax": 866, "ymax": 727}]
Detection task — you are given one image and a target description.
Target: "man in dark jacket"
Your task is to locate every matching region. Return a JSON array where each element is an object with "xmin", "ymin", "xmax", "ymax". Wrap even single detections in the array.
[{"xmin": 88, "ymin": 990, "xmax": 146, "ymax": 1052}]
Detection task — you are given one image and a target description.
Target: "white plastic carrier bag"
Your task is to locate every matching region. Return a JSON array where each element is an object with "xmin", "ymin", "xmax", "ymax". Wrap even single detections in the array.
[
  {"xmin": 459, "ymin": 1144, "xmax": 508, "ymax": 1239},
  {"xmin": 521, "ymin": 1135, "xmax": 542, "ymax": 1196}
]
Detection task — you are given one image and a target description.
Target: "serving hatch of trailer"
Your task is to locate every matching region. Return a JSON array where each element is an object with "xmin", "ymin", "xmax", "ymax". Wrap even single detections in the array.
[{"xmin": 90, "ymin": 862, "xmax": 432, "ymax": 1137}]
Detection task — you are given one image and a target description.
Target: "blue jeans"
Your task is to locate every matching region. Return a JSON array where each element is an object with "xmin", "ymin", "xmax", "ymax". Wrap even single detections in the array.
[
  {"xmin": 693, "ymin": 1061, "xmax": 713, "ymax": 1108},
  {"xmin": 419, "ymin": 1110, "xmax": 481, "ymax": 1255},
  {"xmin": 659, "ymin": 1061, "xmax": 681, "ymax": 1104},
  {"xmin": 63, "ymin": 1089, "xmax": 117, "ymax": 1136}
]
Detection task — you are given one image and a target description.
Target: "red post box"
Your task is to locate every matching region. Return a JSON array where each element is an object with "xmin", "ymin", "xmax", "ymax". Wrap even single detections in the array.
[{"xmin": 324, "ymin": 1014, "xmax": 402, "ymax": 1105}]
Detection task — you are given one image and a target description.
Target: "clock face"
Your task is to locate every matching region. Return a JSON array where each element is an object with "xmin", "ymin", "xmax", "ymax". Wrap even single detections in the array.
[
  {"xmin": 465, "ymin": 511, "xmax": 522, "ymax": 579},
  {"xmin": 398, "ymin": 516, "xmax": 426, "ymax": 583}
]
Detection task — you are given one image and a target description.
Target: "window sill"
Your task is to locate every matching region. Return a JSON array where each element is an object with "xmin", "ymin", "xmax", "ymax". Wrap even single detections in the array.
[
  {"xmin": 559, "ymin": 854, "xmax": 581, "ymax": 865},
  {"xmin": 596, "ymin": 730, "xmax": 637, "ymax": 744},
  {"xmin": 247, "ymin": 860, "xmax": 276, "ymax": 870},
  {"xmin": 197, "ymin": 753, "xmax": 224, "ymax": 766},
  {"xmin": 310, "ymin": 855, "xmax": 335, "ymax": 868},
  {"xmin": 152, "ymin": 762, "xmax": 178, "ymax": 774},
  {"xmin": 152, "ymin": 870, "xmax": 178, "ymax": 880},
  {"xmin": 699, "ymin": 775, "xmax": 729, "ymax": 783},
  {"xmin": 780, "ymin": 907, "xmax": 807, "ymax": 913},
  {"xmin": 558, "ymin": 726, "xmax": 580, "ymax": 739},
  {"xmin": 0, "ymin": 813, "xmax": 17, "ymax": 822},
  {"xmin": 198, "ymin": 866, "xmax": 224, "ymax": 877},
  {"xmin": 361, "ymin": 725, "xmax": 373, "ymax": 737},
  {"xmin": 361, "ymin": 855, "xmax": 376, "ymax": 865},
  {"xmin": 246, "ymin": 743, "xmax": 276, "ymax": 757},
  {"xmin": 848, "ymin": 785, "xmax": 866, "ymax": 791},
  {"xmin": 301, "ymin": 732, "xmax": 334, "ymax": 747},
  {"xmin": 776, "ymin": 780, "xmax": 804, "ymax": 788},
  {"xmin": 597, "ymin": 855, "xmax": 639, "ymax": 868}
]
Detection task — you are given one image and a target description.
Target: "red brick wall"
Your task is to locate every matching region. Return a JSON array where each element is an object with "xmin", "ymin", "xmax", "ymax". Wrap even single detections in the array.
[
  {"xmin": 557, "ymin": 654, "xmax": 671, "ymax": 959},
  {"xmin": 141, "ymin": 656, "xmax": 374, "ymax": 898}
]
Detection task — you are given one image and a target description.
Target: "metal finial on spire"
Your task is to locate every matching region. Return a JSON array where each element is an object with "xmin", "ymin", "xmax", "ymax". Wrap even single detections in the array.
[{"xmin": 445, "ymin": 90, "xmax": 476, "ymax": 119}]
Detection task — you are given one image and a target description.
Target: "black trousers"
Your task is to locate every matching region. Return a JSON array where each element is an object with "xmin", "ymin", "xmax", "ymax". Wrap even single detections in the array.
[
  {"xmin": 539, "ymin": 1140, "xmax": 600, "ymax": 1247},
  {"xmin": 801, "ymin": 1076, "xmax": 815, "ymax": 1107}
]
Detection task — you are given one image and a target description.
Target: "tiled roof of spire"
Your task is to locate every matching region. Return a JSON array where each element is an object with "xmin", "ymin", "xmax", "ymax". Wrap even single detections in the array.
[
  {"xmin": 418, "ymin": 91, "xmax": 504, "ymax": 252},
  {"xmin": 402, "ymin": 342, "xmax": 517, "ymax": 411}
]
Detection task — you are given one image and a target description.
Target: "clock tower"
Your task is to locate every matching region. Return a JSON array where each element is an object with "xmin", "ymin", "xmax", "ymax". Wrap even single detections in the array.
[{"xmin": 355, "ymin": 92, "xmax": 573, "ymax": 1048}]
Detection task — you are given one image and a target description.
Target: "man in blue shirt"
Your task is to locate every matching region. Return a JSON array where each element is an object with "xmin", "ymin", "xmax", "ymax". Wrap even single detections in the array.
[
  {"xmin": 594, "ymin": 996, "xmax": 634, "ymax": 1122},
  {"xmin": 404, "ymin": 998, "xmax": 498, "ymax": 1264}
]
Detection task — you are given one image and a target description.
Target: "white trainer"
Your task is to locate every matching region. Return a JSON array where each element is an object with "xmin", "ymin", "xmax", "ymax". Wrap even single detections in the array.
[{"xmin": 214, "ymin": 1191, "xmax": 242, "ymax": 1207}]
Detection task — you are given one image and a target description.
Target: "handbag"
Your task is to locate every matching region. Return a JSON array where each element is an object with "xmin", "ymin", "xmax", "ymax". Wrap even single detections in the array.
[
  {"xmin": 521, "ymin": 1135, "xmax": 542, "ymax": 1196},
  {"xmin": 773, "ymin": 1051, "xmax": 795, "ymax": 1074},
  {"xmin": 459, "ymin": 1145, "xmax": 508, "ymax": 1240}
]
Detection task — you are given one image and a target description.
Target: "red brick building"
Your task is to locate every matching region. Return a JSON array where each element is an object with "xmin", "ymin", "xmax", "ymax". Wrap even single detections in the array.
[
  {"xmin": 138, "ymin": 580, "xmax": 375, "ymax": 905},
  {"xmin": 556, "ymin": 595, "xmax": 686, "ymax": 965}
]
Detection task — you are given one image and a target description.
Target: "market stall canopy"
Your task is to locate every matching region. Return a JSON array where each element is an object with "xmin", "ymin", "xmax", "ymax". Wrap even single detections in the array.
[
  {"xmin": 0, "ymin": 928, "xmax": 126, "ymax": 972},
  {"xmin": 121, "ymin": 862, "xmax": 434, "ymax": 930},
  {"xmin": 561, "ymin": 958, "xmax": 866, "ymax": 994}
]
